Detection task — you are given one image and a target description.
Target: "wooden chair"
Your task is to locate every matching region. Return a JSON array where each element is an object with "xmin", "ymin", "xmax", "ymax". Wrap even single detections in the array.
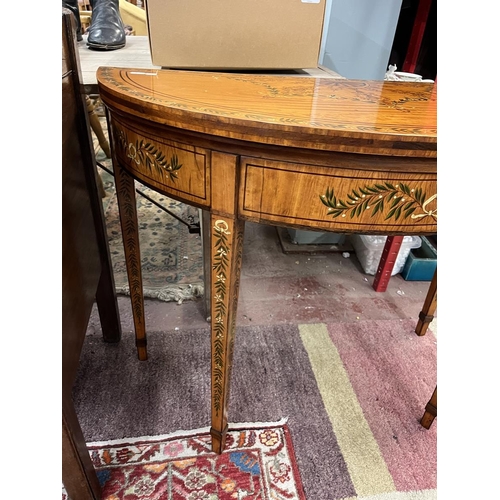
[{"xmin": 62, "ymin": 8, "xmax": 122, "ymax": 497}]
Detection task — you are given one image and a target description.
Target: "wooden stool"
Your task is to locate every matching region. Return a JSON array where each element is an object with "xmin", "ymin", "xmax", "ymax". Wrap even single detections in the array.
[{"xmin": 420, "ymin": 386, "xmax": 437, "ymax": 429}]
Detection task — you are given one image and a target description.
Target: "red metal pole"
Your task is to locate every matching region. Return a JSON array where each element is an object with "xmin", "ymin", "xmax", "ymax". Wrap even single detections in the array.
[
  {"xmin": 372, "ymin": 236, "xmax": 404, "ymax": 292},
  {"xmin": 402, "ymin": 0, "xmax": 432, "ymax": 74}
]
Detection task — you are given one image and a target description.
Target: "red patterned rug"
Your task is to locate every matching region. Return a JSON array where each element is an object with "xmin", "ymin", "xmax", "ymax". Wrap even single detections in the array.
[{"xmin": 63, "ymin": 421, "xmax": 305, "ymax": 499}]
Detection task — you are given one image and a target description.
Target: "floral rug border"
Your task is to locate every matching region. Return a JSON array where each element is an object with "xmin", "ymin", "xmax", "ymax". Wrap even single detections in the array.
[{"xmin": 63, "ymin": 419, "xmax": 306, "ymax": 500}]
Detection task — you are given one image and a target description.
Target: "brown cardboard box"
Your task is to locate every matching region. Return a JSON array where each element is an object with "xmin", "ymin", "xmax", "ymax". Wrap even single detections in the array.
[{"xmin": 145, "ymin": 0, "xmax": 326, "ymax": 70}]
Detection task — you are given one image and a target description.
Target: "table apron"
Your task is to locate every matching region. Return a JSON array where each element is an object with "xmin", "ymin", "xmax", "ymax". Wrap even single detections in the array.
[
  {"xmin": 239, "ymin": 156, "xmax": 437, "ymax": 234},
  {"xmin": 106, "ymin": 113, "xmax": 437, "ymax": 235}
]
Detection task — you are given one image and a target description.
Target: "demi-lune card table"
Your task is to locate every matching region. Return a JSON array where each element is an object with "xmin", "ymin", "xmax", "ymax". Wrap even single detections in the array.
[{"xmin": 97, "ymin": 67, "xmax": 437, "ymax": 454}]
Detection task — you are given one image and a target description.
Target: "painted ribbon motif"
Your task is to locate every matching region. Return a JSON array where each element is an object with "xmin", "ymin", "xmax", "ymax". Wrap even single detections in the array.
[{"xmin": 410, "ymin": 193, "xmax": 437, "ymax": 220}]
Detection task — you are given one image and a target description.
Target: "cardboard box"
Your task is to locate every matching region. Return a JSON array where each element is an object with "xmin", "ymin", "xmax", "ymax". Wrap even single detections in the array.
[{"xmin": 145, "ymin": 0, "xmax": 327, "ymax": 70}]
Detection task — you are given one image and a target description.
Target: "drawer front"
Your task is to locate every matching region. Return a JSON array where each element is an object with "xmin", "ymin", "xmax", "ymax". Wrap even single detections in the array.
[
  {"xmin": 239, "ymin": 157, "xmax": 437, "ymax": 234},
  {"xmin": 109, "ymin": 117, "xmax": 210, "ymax": 207}
]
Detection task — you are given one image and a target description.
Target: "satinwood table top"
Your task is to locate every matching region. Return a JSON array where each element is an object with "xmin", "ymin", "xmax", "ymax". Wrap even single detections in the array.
[{"xmin": 97, "ymin": 67, "xmax": 437, "ymax": 158}]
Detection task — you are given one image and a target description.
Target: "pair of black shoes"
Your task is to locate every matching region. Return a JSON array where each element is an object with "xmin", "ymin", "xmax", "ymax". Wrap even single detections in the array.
[{"xmin": 62, "ymin": 0, "xmax": 126, "ymax": 50}]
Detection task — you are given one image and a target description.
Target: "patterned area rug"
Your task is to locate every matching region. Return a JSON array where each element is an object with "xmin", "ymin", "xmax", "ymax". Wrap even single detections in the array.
[
  {"xmin": 74, "ymin": 319, "xmax": 437, "ymax": 499},
  {"xmin": 98, "ymin": 159, "xmax": 205, "ymax": 303},
  {"xmin": 62, "ymin": 421, "xmax": 305, "ymax": 500}
]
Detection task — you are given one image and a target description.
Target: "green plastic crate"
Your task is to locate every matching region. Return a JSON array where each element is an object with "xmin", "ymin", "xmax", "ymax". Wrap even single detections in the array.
[{"xmin": 401, "ymin": 236, "xmax": 437, "ymax": 281}]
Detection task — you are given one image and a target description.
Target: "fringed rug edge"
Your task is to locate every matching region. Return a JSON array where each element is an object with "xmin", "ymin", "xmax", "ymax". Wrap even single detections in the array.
[{"xmin": 86, "ymin": 417, "xmax": 290, "ymax": 448}]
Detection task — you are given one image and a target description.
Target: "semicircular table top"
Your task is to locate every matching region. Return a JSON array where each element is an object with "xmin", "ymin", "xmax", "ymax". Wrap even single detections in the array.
[{"xmin": 97, "ymin": 67, "xmax": 437, "ymax": 157}]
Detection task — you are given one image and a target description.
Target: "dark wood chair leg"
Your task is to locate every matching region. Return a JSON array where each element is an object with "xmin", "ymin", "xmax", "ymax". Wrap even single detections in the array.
[
  {"xmin": 96, "ymin": 267, "xmax": 122, "ymax": 343},
  {"xmin": 62, "ymin": 393, "xmax": 101, "ymax": 500},
  {"xmin": 415, "ymin": 269, "xmax": 437, "ymax": 336},
  {"xmin": 93, "ymin": 157, "xmax": 122, "ymax": 344},
  {"xmin": 420, "ymin": 386, "xmax": 437, "ymax": 429}
]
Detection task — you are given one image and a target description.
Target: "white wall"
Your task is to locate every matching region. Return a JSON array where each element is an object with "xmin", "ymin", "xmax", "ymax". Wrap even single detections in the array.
[{"xmin": 319, "ymin": 0, "xmax": 402, "ymax": 80}]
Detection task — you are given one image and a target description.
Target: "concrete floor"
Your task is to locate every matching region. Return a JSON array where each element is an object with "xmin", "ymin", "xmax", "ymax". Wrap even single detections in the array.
[{"xmin": 87, "ymin": 221, "xmax": 435, "ymax": 336}]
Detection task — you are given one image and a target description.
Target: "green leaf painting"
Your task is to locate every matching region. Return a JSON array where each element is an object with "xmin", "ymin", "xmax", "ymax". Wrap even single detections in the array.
[
  {"xmin": 212, "ymin": 219, "xmax": 231, "ymax": 416},
  {"xmin": 117, "ymin": 129, "xmax": 183, "ymax": 182},
  {"xmin": 320, "ymin": 182, "xmax": 436, "ymax": 222}
]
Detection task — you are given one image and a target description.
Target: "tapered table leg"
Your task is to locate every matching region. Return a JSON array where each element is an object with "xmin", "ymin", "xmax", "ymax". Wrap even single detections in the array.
[
  {"xmin": 113, "ymin": 163, "xmax": 148, "ymax": 360},
  {"xmin": 209, "ymin": 215, "xmax": 245, "ymax": 454},
  {"xmin": 420, "ymin": 386, "xmax": 437, "ymax": 429},
  {"xmin": 415, "ymin": 269, "xmax": 437, "ymax": 336}
]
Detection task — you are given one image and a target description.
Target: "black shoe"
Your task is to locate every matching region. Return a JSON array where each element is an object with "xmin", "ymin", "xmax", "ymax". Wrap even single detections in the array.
[
  {"xmin": 87, "ymin": 0, "xmax": 126, "ymax": 51},
  {"xmin": 62, "ymin": 0, "xmax": 83, "ymax": 42}
]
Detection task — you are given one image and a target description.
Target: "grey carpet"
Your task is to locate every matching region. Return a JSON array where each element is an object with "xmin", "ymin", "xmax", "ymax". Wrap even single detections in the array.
[{"xmin": 73, "ymin": 320, "xmax": 436, "ymax": 499}]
